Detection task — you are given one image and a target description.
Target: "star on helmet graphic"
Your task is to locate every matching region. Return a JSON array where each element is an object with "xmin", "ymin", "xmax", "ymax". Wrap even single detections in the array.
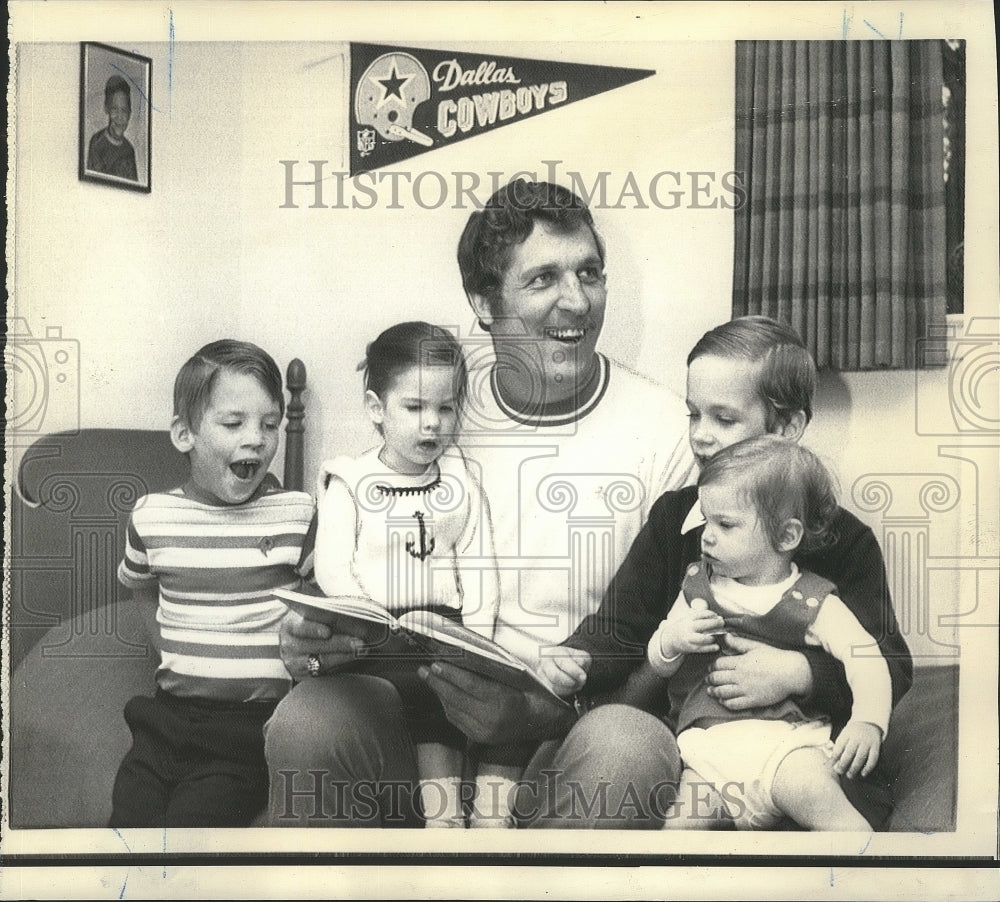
[
  {"xmin": 356, "ymin": 52, "xmax": 433, "ymax": 147},
  {"xmin": 375, "ymin": 62, "xmax": 410, "ymax": 103}
]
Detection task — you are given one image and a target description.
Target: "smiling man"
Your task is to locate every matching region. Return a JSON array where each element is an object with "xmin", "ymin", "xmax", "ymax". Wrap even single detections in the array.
[
  {"xmin": 454, "ymin": 179, "xmax": 696, "ymax": 668},
  {"xmin": 266, "ymin": 180, "xmax": 695, "ymax": 828}
]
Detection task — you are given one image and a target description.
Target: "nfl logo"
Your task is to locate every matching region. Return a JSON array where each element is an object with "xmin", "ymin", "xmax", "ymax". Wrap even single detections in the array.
[{"xmin": 357, "ymin": 127, "xmax": 376, "ymax": 156}]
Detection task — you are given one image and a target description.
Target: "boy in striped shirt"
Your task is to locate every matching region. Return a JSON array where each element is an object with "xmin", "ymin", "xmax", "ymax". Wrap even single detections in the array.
[{"xmin": 110, "ymin": 340, "xmax": 314, "ymax": 827}]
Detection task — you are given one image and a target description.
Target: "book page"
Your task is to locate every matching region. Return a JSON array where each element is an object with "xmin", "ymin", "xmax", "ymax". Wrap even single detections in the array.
[
  {"xmin": 399, "ymin": 609, "xmax": 524, "ymax": 664},
  {"xmin": 273, "ymin": 588, "xmax": 394, "ymax": 625}
]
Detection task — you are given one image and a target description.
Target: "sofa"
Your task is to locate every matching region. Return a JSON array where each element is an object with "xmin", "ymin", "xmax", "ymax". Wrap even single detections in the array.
[{"xmin": 6, "ymin": 422, "xmax": 958, "ymax": 831}]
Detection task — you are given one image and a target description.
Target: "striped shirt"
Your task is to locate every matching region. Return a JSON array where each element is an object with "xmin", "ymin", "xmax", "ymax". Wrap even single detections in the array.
[{"xmin": 118, "ymin": 482, "xmax": 315, "ymax": 702}]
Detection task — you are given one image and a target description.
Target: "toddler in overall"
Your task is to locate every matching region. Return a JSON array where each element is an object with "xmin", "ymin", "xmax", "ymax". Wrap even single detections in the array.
[
  {"xmin": 313, "ymin": 320, "xmax": 518, "ymax": 827},
  {"xmin": 651, "ymin": 436, "xmax": 890, "ymax": 830},
  {"xmin": 111, "ymin": 340, "xmax": 314, "ymax": 826},
  {"xmin": 543, "ymin": 435, "xmax": 892, "ymax": 830}
]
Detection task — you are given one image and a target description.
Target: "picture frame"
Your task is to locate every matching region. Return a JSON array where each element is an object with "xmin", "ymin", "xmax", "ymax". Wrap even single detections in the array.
[{"xmin": 78, "ymin": 41, "xmax": 152, "ymax": 192}]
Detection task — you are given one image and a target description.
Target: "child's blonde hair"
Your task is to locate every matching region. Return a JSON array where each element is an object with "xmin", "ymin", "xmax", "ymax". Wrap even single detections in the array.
[
  {"xmin": 173, "ymin": 340, "xmax": 284, "ymax": 429},
  {"xmin": 699, "ymin": 435, "xmax": 838, "ymax": 553},
  {"xmin": 688, "ymin": 316, "xmax": 816, "ymax": 432}
]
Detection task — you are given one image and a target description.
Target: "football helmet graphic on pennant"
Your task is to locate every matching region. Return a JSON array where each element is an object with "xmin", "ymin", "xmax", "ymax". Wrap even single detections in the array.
[{"xmin": 355, "ymin": 52, "xmax": 433, "ymax": 147}]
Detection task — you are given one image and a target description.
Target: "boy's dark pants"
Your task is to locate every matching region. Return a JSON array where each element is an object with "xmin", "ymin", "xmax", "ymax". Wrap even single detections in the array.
[{"xmin": 110, "ymin": 690, "xmax": 277, "ymax": 827}]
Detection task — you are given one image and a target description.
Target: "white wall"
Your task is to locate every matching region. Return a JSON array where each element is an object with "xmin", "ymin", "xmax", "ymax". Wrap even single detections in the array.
[
  {"xmin": 12, "ymin": 40, "xmax": 734, "ymax": 473},
  {"xmin": 10, "ymin": 37, "xmax": 997, "ymax": 661}
]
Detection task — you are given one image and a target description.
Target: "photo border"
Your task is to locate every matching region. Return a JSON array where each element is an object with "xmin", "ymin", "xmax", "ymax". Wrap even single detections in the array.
[{"xmin": 4, "ymin": 2, "xmax": 998, "ymax": 899}]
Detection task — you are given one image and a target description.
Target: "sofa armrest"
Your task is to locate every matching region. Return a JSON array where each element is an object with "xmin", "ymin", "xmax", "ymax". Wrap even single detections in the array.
[
  {"xmin": 9, "ymin": 599, "xmax": 159, "ymax": 828},
  {"xmin": 883, "ymin": 663, "xmax": 958, "ymax": 832}
]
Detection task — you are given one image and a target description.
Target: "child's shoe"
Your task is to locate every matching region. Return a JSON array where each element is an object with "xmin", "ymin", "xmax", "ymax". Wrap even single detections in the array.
[
  {"xmin": 469, "ymin": 812, "xmax": 517, "ymax": 829},
  {"xmin": 424, "ymin": 814, "xmax": 468, "ymax": 828}
]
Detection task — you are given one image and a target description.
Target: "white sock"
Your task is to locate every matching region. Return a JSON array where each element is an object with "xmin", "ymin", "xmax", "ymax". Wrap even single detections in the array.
[
  {"xmin": 470, "ymin": 773, "xmax": 518, "ymax": 827},
  {"xmin": 420, "ymin": 776, "xmax": 465, "ymax": 827}
]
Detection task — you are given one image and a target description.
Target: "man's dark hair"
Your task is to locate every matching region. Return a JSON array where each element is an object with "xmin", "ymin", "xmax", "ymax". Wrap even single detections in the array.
[{"xmin": 457, "ymin": 179, "xmax": 605, "ymax": 329}]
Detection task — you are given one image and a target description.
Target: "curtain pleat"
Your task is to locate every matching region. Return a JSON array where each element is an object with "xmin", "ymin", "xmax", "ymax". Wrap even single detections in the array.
[
  {"xmin": 889, "ymin": 46, "xmax": 911, "ymax": 367},
  {"xmin": 733, "ymin": 41, "xmax": 948, "ymax": 370}
]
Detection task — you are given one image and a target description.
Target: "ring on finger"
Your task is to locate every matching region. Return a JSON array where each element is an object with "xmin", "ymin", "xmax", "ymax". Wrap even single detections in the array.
[{"xmin": 306, "ymin": 653, "xmax": 321, "ymax": 678}]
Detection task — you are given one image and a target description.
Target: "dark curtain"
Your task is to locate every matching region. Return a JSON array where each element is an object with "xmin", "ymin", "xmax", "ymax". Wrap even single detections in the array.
[{"xmin": 733, "ymin": 41, "xmax": 948, "ymax": 369}]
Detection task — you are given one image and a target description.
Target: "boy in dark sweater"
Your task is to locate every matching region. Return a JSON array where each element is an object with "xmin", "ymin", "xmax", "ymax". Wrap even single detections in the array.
[{"xmin": 539, "ymin": 316, "xmax": 912, "ymax": 830}]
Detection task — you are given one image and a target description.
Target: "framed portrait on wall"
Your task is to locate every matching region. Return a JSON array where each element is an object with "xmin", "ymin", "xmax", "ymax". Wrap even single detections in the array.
[{"xmin": 78, "ymin": 41, "xmax": 151, "ymax": 192}]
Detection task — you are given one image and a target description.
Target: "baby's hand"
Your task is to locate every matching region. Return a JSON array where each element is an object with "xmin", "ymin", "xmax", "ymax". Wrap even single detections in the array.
[
  {"xmin": 831, "ymin": 720, "xmax": 883, "ymax": 779},
  {"xmin": 658, "ymin": 598, "xmax": 726, "ymax": 659},
  {"xmin": 538, "ymin": 647, "xmax": 592, "ymax": 697}
]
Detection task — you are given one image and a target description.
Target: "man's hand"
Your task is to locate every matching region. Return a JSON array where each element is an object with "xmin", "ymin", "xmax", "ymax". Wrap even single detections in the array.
[
  {"xmin": 706, "ymin": 635, "xmax": 813, "ymax": 710},
  {"xmin": 537, "ymin": 647, "xmax": 592, "ymax": 697},
  {"xmin": 278, "ymin": 610, "xmax": 370, "ymax": 682},
  {"xmin": 418, "ymin": 662, "xmax": 576, "ymax": 745},
  {"xmin": 832, "ymin": 720, "xmax": 882, "ymax": 779}
]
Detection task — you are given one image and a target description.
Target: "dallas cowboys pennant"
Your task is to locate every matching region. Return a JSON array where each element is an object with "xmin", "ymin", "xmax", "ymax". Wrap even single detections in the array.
[{"xmin": 350, "ymin": 42, "xmax": 655, "ymax": 175}]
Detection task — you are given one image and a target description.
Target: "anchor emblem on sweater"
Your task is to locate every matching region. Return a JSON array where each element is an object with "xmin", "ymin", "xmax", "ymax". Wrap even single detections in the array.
[{"xmin": 406, "ymin": 510, "xmax": 435, "ymax": 560}]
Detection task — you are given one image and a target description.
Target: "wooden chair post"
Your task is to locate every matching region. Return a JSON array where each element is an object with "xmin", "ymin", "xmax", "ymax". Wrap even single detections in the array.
[{"xmin": 284, "ymin": 358, "xmax": 306, "ymax": 491}]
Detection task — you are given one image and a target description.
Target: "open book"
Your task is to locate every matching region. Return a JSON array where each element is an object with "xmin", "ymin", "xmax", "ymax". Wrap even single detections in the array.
[{"xmin": 274, "ymin": 588, "xmax": 570, "ymax": 707}]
